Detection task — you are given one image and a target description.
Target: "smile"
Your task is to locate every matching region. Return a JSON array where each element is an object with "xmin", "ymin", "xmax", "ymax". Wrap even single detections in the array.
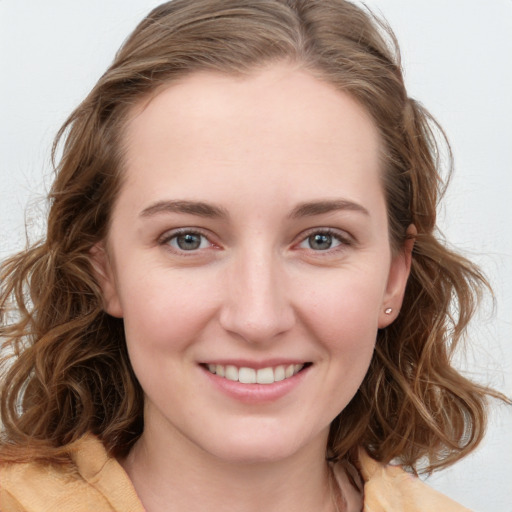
[{"xmin": 205, "ymin": 363, "xmax": 308, "ymax": 384}]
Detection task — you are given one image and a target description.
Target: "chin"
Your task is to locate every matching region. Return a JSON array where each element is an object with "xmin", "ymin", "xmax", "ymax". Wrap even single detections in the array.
[
  {"xmin": 206, "ymin": 441, "xmax": 300, "ymax": 465},
  {"xmin": 193, "ymin": 423, "xmax": 327, "ymax": 465}
]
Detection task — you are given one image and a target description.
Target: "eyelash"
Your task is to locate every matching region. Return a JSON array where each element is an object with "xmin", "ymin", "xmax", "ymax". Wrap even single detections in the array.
[{"xmin": 158, "ymin": 227, "xmax": 353, "ymax": 255}]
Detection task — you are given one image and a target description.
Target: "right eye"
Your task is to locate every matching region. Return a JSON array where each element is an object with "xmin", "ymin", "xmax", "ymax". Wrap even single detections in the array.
[{"xmin": 164, "ymin": 231, "xmax": 212, "ymax": 252}]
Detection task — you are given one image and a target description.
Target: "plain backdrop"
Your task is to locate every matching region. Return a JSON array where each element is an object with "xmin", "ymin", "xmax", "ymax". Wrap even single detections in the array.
[{"xmin": 1, "ymin": 1, "xmax": 511, "ymax": 510}]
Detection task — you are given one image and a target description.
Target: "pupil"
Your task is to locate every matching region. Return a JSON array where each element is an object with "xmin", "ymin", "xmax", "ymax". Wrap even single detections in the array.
[
  {"xmin": 177, "ymin": 233, "xmax": 201, "ymax": 250},
  {"xmin": 310, "ymin": 233, "xmax": 332, "ymax": 250}
]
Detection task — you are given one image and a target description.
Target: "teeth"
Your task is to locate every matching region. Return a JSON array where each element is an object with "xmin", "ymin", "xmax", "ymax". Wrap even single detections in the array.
[
  {"xmin": 256, "ymin": 367, "xmax": 274, "ymax": 384},
  {"xmin": 225, "ymin": 365, "xmax": 238, "ymax": 381},
  {"xmin": 206, "ymin": 363, "xmax": 305, "ymax": 384},
  {"xmin": 274, "ymin": 365, "xmax": 285, "ymax": 382},
  {"xmin": 239, "ymin": 367, "xmax": 256, "ymax": 384}
]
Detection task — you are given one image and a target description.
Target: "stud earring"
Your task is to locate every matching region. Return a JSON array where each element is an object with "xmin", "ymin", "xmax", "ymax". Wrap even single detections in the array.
[{"xmin": 384, "ymin": 307, "xmax": 393, "ymax": 315}]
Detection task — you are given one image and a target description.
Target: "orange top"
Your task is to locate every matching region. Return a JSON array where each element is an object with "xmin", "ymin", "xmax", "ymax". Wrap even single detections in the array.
[{"xmin": 0, "ymin": 435, "xmax": 471, "ymax": 512}]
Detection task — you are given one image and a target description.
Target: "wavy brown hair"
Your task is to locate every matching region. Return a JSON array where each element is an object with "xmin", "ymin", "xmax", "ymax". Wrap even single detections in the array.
[{"xmin": 0, "ymin": 0, "xmax": 506, "ymax": 472}]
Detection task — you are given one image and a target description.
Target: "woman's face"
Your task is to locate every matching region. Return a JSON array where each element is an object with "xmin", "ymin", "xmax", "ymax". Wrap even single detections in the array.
[{"xmin": 98, "ymin": 64, "xmax": 411, "ymax": 464}]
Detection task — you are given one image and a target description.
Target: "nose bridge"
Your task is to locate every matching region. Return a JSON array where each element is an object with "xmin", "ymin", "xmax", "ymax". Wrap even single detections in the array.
[{"xmin": 220, "ymin": 243, "xmax": 294, "ymax": 343}]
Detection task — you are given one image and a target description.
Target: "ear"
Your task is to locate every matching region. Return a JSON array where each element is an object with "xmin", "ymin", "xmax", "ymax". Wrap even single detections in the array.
[
  {"xmin": 89, "ymin": 242, "xmax": 124, "ymax": 318},
  {"xmin": 378, "ymin": 225, "xmax": 416, "ymax": 328}
]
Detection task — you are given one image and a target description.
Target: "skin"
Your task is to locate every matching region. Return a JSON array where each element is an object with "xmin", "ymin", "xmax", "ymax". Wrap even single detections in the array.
[{"xmin": 94, "ymin": 63, "xmax": 413, "ymax": 512}]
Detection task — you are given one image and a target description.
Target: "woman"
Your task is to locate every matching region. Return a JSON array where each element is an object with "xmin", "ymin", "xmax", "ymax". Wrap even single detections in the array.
[{"xmin": 0, "ymin": 1, "xmax": 507, "ymax": 510}]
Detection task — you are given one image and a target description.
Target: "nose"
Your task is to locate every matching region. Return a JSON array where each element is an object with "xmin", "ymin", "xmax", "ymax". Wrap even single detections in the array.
[{"xmin": 219, "ymin": 248, "xmax": 295, "ymax": 344}]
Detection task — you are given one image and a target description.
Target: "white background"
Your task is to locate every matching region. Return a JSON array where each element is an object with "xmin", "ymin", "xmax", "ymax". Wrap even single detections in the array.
[{"xmin": 1, "ymin": 1, "xmax": 511, "ymax": 510}]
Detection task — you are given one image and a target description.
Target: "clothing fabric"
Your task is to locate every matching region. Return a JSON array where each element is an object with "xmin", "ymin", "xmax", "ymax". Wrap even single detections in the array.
[{"xmin": 0, "ymin": 434, "xmax": 472, "ymax": 512}]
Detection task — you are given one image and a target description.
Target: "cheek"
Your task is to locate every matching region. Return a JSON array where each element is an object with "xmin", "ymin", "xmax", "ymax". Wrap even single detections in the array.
[
  {"xmin": 301, "ymin": 270, "xmax": 385, "ymax": 333},
  {"xmin": 117, "ymin": 267, "xmax": 219, "ymax": 352},
  {"xmin": 297, "ymin": 268, "xmax": 385, "ymax": 367}
]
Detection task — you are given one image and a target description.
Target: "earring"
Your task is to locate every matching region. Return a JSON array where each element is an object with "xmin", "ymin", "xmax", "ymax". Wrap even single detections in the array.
[{"xmin": 384, "ymin": 307, "xmax": 393, "ymax": 315}]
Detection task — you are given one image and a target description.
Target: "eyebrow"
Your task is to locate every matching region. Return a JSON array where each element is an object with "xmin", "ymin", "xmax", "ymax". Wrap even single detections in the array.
[
  {"xmin": 140, "ymin": 200, "xmax": 229, "ymax": 219},
  {"xmin": 289, "ymin": 199, "xmax": 370, "ymax": 219},
  {"xmin": 139, "ymin": 198, "xmax": 369, "ymax": 220}
]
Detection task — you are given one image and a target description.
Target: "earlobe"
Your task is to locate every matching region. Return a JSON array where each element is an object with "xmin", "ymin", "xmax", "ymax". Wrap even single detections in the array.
[
  {"xmin": 378, "ymin": 225, "xmax": 416, "ymax": 328},
  {"xmin": 89, "ymin": 243, "xmax": 124, "ymax": 318}
]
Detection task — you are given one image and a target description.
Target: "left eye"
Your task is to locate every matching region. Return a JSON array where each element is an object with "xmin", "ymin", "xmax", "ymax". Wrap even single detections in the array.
[
  {"xmin": 168, "ymin": 232, "xmax": 211, "ymax": 251},
  {"xmin": 299, "ymin": 232, "xmax": 343, "ymax": 251}
]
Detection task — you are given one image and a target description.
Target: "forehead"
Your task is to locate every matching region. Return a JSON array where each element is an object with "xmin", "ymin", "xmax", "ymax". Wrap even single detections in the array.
[
  {"xmin": 120, "ymin": 64, "xmax": 383, "ymax": 214},
  {"xmin": 126, "ymin": 65, "xmax": 380, "ymax": 154}
]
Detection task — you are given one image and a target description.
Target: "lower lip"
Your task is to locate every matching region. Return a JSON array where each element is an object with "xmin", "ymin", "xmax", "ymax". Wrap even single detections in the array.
[{"xmin": 200, "ymin": 365, "xmax": 310, "ymax": 404}]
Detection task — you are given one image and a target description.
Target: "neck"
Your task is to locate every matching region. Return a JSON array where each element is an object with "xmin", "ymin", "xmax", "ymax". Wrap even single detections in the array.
[{"xmin": 120, "ymin": 422, "xmax": 338, "ymax": 512}]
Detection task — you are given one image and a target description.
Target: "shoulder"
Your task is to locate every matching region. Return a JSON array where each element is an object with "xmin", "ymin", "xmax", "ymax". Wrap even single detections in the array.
[
  {"xmin": 355, "ymin": 448, "xmax": 473, "ymax": 512},
  {"xmin": 0, "ymin": 435, "xmax": 144, "ymax": 512},
  {"xmin": 0, "ymin": 457, "xmax": 112, "ymax": 511}
]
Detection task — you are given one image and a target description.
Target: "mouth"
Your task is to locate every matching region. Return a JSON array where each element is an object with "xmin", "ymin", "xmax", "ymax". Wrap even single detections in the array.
[{"xmin": 202, "ymin": 362, "xmax": 312, "ymax": 385}]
